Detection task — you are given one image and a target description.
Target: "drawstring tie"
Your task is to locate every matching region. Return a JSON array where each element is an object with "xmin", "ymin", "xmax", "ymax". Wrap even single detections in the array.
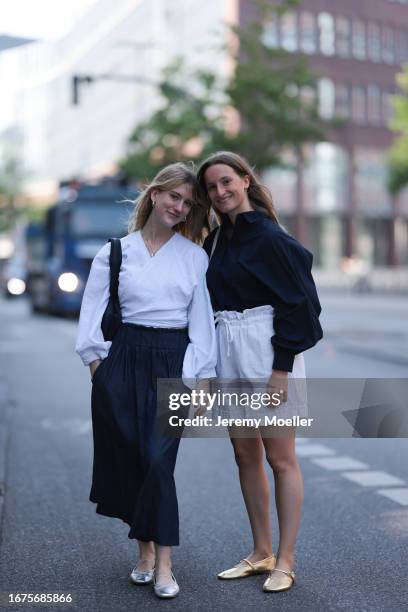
[{"xmin": 215, "ymin": 312, "xmax": 234, "ymax": 357}]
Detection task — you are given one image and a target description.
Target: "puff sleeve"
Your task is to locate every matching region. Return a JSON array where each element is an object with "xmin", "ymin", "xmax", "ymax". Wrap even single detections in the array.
[
  {"xmin": 182, "ymin": 249, "xmax": 217, "ymax": 387},
  {"xmin": 251, "ymin": 230, "xmax": 323, "ymax": 372},
  {"xmin": 75, "ymin": 242, "xmax": 112, "ymax": 365}
]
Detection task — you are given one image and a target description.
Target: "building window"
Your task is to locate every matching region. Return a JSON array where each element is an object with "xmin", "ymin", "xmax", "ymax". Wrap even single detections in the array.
[
  {"xmin": 335, "ymin": 16, "xmax": 351, "ymax": 58},
  {"xmin": 382, "ymin": 92, "xmax": 394, "ymax": 125},
  {"xmin": 335, "ymin": 83, "xmax": 349, "ymax": 118},
  {"xmin": 382, "ymin": 26, "xmax": 395, "ymax": 64},
  {"xmin": 318, "ymin": 12, "xmax": 335, "ymax": 56},
  {"xmin": 367, "ymin": 85, "xmax": 381, "ymax": 125},
  {"xmin": 301, "ymin": 85, "xmax": 316, "ymax": 105},
  {"xmin": 280, "ymin": 12, "xmax": 298, "ymax": 52},
  {"xmin": 352, "ymin": 19, "xmax": 366, "ymax": 60},
  {"xmin": 300, "ymin": 11, "xmax": 316, "ymax": 54},
  {"xmin": 262, "ymin": 17, "xmax": 279, "ymax": 48},
  {"xmin": 367, "ymin": 23, "xmax": 381, "ymax": 62},
  {"xmin": 318, "ymin": 78, "xmax": 335, "ymax": 119},
  {"xmin": 352, "ymin": 86, "xmax": 366, "ymax": 124},
  {"xmin": 397, "ymin": 29, "xmax": 408, "ymax": 63}
]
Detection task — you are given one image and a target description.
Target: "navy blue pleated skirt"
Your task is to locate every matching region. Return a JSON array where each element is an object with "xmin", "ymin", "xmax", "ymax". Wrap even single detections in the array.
[{"xmin": 90, "ymin": 323, "xmax": 189, "ymax": 546}]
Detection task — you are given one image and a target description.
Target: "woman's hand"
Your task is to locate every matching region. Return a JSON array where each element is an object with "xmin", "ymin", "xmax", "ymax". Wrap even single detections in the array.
[
  {"xmin": 89, "ymin": 359, "xmax": 102, "ymax": 380},
  {"xmin": 266, "ymin": 370, "xmax": 288, "ymax": 406},
  {"xmin": 194, "ymin": 378, "xmax": 211, "ymax": 417}
]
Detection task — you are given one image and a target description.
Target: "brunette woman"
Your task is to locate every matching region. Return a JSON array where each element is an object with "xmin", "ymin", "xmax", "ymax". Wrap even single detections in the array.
[{"xmin": 197, "ymin": 151, "xmax": 322, "ymax": 593}]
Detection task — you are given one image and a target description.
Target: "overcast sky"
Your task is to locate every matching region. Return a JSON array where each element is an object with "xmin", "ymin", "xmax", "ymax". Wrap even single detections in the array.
[{"xmin": 0, "ymin": 0, "xmax": 99, "ymax": 41}]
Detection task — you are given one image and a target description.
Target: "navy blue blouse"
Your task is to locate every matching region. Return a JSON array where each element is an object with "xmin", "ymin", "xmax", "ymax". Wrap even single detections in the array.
[{"xmin": 203, "ymin": 210, "xmax": 323, "ymax": 372}]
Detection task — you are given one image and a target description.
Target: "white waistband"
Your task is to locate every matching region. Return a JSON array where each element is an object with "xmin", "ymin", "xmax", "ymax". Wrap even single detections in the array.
[{"xmin": 214, "ymin": 305, "xmax": 273, "ymax": 325}]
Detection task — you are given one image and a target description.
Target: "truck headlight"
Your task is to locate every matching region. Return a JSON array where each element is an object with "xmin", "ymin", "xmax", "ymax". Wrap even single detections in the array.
[
  {"xmin": 58, "ymin": 272, "xmax": 79, "ymax": 292},
  {"xmin": 7, "ymin": 278, "xmax": 26, "ymax": 295}
]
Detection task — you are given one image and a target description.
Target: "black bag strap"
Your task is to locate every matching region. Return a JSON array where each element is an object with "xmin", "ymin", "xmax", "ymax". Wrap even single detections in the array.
[{"xmin": 108, "ymin": 238, "xmax": 122, "ymax": 299}]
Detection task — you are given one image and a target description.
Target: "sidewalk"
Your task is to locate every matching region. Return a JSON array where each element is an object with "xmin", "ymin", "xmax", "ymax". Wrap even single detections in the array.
[{"xmin": 314, "ymin": 267, "xmax": 408, "ymax": 295}]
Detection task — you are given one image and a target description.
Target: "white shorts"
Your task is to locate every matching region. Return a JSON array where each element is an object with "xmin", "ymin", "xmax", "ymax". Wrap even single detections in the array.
[{"xmin": 214, "ymin": 305, "xmax": 307, "ymax": 421}]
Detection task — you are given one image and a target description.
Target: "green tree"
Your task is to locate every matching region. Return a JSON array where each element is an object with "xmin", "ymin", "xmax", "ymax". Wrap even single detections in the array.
[
  {"xmin": 388, "ymin": 66, "xmax": 408, "ymax": 195},
  {"xmin": 120, "ymin": 61, "xmax": 226, "ymax": 181},
  {"xmin": 219, "ymin": 0, "xmax": 323, "ymax": 171},
  {"xmin": 0, "ymin": 152, "xmax": 24, "ymax": 231},
  {"xmin": 120, "ymin": 0, "xmax": 323, "ymax": 180}
]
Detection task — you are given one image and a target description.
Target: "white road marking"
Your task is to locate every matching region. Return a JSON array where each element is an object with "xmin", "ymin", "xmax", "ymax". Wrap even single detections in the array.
[
  {"xmin": 376, "ymin": 488, "xmax": 408, "ymax": 506},
  {"xmin": 297, "ymin": 441, "xmax": 407, "ymax": 507},
  {"xmin": 296, "ymin": 444, "xmax": 336, "ymax": 457},
  {"xmin": 341, "ymin": 471, "xmax": 405, "ymax": 487},
  {"xmin": 311, "ymin": 456, "xmax": 369, "ymax": 471}
]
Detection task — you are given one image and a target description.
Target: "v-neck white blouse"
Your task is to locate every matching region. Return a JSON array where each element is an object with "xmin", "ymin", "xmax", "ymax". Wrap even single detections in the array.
[{"xmin": 75, "ymin": 231, "xmax": 217, "ymax": 384}]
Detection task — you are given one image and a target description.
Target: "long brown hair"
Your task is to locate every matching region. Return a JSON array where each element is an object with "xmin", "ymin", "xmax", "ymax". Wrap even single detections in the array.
[
  {"xmin": 128, "ymin": 162, "xmax": 210, "ymax": 243},
  {"xmin": 197, "ymin": 151, "xmax": 279, "ymax": 224}
]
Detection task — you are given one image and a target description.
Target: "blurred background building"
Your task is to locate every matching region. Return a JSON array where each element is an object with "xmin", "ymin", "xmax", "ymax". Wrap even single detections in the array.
[
  {"xmin": 243, "ymin": 0, "xmax": 408, "ymax": 267},
  {"xmin": 0, "ymin": 0, "xmax": 407, "ymax": 269}
]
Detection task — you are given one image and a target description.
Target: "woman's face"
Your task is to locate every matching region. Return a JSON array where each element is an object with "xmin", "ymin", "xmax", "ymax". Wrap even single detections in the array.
[
  {"xmin": 151, "ymin": 183, "xmax": 194, "ymax": 228},
  {"xmin": 204, "ymin": 164, "xmax": 250, "ymax": 217}
]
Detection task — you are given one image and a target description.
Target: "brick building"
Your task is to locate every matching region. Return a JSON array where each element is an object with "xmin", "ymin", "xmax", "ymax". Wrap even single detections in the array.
[{"xmin": 240, "ymin": 0, "xmax": 408, "ymax": 267}]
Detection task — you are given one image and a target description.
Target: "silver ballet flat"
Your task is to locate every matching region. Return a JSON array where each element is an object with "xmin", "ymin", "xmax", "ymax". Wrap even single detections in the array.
[
  {"xmin": 153, "ymin": 571, "xmax": 180, "ymax": 598},
  {"xmin": 130, "ymin": 566, "xmax": 155, "ymax": 585}
]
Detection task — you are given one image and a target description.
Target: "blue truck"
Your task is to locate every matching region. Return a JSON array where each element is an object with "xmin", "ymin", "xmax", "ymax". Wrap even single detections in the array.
[{"xmin": 27, "ymin": 180, "xmax": 137, "ymax": 315}]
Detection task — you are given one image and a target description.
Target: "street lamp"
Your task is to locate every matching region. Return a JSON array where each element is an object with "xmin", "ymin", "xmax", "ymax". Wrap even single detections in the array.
[{"xmin": 71, "ymin": 73, "xmax": 155, "ymax": 106}]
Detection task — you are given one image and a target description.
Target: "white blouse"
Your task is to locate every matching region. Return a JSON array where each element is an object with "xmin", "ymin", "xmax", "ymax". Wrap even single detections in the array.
[{"xmin": 75, "ymin": 230, "xmax": 217, "ymax": 385}]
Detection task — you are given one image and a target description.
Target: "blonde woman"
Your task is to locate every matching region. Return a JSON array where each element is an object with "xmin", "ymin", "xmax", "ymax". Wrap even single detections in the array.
[
  {"xmin": 197, "ymin": 151, "xmax": 322, "ymax": 593},
  {"xmin": 76, "ymin": 163, "xmax": 216, "ymax": 599}
]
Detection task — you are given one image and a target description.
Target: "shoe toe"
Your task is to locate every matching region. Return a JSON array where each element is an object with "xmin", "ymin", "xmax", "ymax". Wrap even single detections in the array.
[
  {"xmin": 263, "ymin": 570, "xmax": 295, "ymax": 592},
  {"xmin": 153, "ymin": 572, "xmax": 180, "ymax": 598},
  {"xmin": 130, "ymin": 569, "xmax": 154, "ymax": 585}
]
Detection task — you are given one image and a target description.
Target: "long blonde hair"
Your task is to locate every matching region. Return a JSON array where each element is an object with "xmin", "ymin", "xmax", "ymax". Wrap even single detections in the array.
[
  {"xmin": 128, "ymin": 162, "xmax": 210, "ymax": 243},
  {"xmin": 197, "ymin": 151, "xmax": 279, "ymax": 224}
]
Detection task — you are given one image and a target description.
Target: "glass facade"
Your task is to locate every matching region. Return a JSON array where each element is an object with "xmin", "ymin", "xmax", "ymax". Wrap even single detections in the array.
[{"xmin": 305, "ymin": 143, "xmax": 348, "ymax": 214}]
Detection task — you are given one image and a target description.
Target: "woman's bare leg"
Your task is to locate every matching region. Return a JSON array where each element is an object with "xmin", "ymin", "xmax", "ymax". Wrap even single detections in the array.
[
  {"xmin": 136, "ymin": 540, "xmax": 155, "ymax": 570},
  {"xmin": 154, "ymin": 544, "xmax": 173, "ymax": 584},
  {"xmin": 262, "ymin": 430, "xmax": 303, "ymax": 571},
  {"xmin": 229, "ymin": 427, "xmax": 273, "ymax": 561}
]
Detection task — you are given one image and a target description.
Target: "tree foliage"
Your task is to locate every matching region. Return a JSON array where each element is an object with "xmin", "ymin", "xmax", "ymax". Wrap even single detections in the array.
[
  {"xmin": 120, "ymin": 0, "xmax": 323, "ymax": 180},
  {"xmin": 0, "ymin": 152, "xmax": 24, "ymax": 230},
  {"xmin": 388, "ymin": 66, "xmax": 408, "ymax": 195},
  {"xmin": 120, "ymin": 61, "xmax": 226, "ymax": 181}
]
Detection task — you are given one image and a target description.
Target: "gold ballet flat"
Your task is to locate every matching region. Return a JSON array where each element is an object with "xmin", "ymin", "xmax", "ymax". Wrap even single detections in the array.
[
  {"xmin": 263, "ymin": 568, "xmax": 295, "ymax": 592},
  {"xmin": 218, "ymin": 555, "xmax": 276, "ymax": 580}
]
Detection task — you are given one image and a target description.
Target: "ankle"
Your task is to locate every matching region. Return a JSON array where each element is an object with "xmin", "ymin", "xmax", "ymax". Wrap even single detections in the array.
[
  {"xmin": 248, "ymin": 550, "xmax": 274, "ymax": 562},
  {"xmin": 156, "ymin": 561, "xmax": 172, "ymax": 573},
  {"xmin": 275, "ymin": 553, "xmax": 294, "ymax": 571}
]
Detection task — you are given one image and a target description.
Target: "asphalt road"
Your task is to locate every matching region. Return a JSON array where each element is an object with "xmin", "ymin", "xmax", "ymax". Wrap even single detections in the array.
[{"xmin": 0, "ymin": 294, "xmax": 407, "ymax": 612}]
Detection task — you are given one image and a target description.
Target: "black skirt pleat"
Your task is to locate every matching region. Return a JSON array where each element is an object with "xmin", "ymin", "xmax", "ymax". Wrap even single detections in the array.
[{"xmin": 90, "ymin": 323, "xmax": 189, "ymax": 546}]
